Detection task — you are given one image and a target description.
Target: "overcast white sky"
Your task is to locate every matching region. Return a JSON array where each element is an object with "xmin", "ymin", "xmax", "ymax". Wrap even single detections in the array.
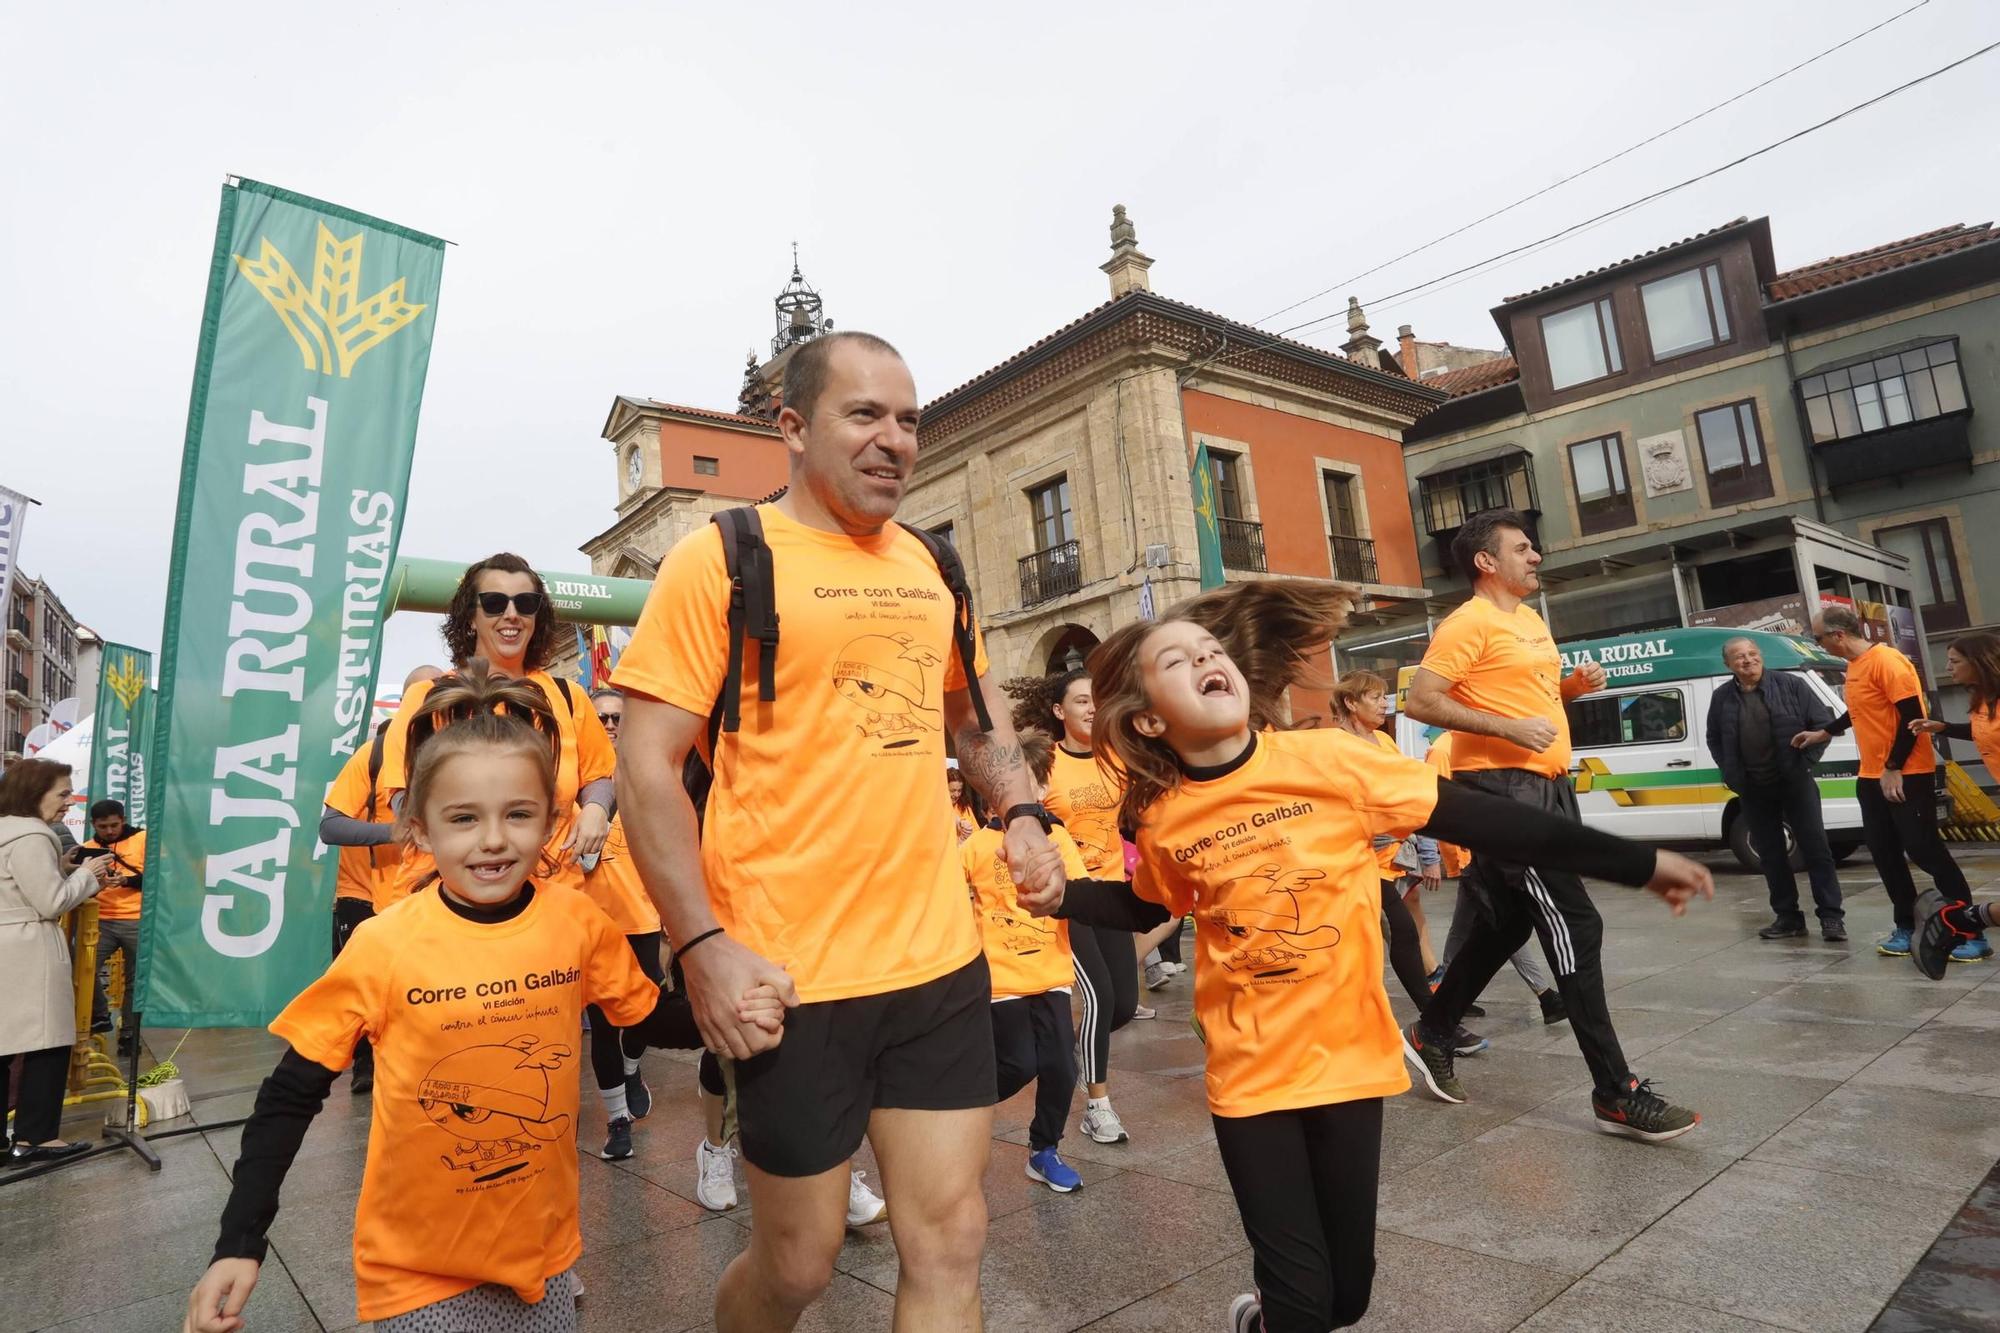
[{"xmin": 5, "ymin": 0, "xmax": 1997, "ymax": 693}]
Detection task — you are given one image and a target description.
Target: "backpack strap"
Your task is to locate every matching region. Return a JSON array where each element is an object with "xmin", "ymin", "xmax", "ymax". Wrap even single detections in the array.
[
  {"xmin": 554, "ymin": 676, "xmax": 576, "ymax": 716},
  {"xmin": 711, "ymin": 506, "xmax": 779, "ymax": 745},
  {"xmin": 900, "ymin": 523, "xmax": 993, "ymax": 734},
  {"xmin": 364, "ymin": 721, "xmax": 389, "ymax": 820}
]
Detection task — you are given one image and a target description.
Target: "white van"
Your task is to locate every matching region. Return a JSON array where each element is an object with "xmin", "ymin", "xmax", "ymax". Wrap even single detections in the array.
[{"xmin": 1396, "ymin": 628, "xmax": 1871, "ymax": 871}]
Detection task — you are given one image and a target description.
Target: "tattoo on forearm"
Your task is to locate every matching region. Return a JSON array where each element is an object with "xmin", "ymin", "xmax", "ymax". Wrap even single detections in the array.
[{"xmin": 956, "ymin": 726, "xmax": 1027, "ymax": 806}]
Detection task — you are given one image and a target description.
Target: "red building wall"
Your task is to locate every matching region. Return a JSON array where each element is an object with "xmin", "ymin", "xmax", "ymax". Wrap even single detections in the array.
[
  {"xmin": 1181, "ymin": 389, "xmax": 1424, "ymax": 591},
  {"xmin": 656, "ymin": 419, "xmax": 791, "ymax": 500}
]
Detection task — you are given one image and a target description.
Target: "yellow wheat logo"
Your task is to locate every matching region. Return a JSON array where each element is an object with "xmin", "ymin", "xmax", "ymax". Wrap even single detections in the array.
[
  {"xmin": 233, "ymin": 223, "xmax": 426, "ymax": 377},
  {"xmin": 106, "ymin": 656, "xmax": 146, "ymax": 711}
]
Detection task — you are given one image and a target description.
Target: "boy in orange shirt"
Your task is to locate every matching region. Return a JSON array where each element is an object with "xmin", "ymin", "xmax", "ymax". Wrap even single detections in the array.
[{"xmin": 963, "ymin": 732, "xmax": 1090, "ymax": 1192}]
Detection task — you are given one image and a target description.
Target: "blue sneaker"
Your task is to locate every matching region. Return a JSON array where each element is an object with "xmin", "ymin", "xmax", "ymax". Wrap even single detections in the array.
[
  {"xmin": 1950, "ymin": 936, "xmax": 1993, "ymax": 964},
  {"xmin": 1026, "ymin": 1147, "xmax": 1082, "ymax": 1193},
  {"xmin": 1878, "ymin": 927, "xmax": 1913, "ymax": 957}
]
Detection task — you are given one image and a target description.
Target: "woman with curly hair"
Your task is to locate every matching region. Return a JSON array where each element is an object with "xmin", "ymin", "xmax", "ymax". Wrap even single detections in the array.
[{"xmin": 375, "ymin": 554, "xmax": 617, "ymax": 896}]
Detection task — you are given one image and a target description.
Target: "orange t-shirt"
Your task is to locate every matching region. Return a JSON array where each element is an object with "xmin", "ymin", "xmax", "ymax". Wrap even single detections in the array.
[
  {"xmin": 1420, "ymin": 597, "xmax": 1577, "ymax": 779},
  {"xmin": 1362, "ymin": 730, "xmax": 1409, "ymax": 879},
  {"xmin": 1044, "ymin": 746, "xmax": 1126, "ymax": 881},
  {"xmin": 963, "ymin": 823, "xmax": 1087, "ymax": 999},
  {"xmin": 324, "ymin": 735, "xmax": 409, "ymax": 910},
  {"xmin": 611, "ymin": 505, "xmax": 987, "ymax": 1003},
  {"xmin": 1843, "ymin": 643, "xmax": 1934, "ymax": 778},
  {"xmin": 271, "ymin": 886, "xmax": 656, "ymax": 1324},
  {"xmin": 581, "ymin": 815, "xmax": 662, "ymax": 936},
  {"xmin": 1422, "ymin": 735, "xmax": 1472, "ymax": 878},
  {"xmin": 380, "ymin": 670, "xmax": 616, "ymax": 894},
  {"xmin": 1968, "ymin": 705, "xmax": 2000, "ymax": 776},
  {"xmin": 1133, "ymin": 728, "xmax": 1432, "ymax": 1117},
  {"xmin": 85, "ymin": 829, "xmax": 147, "ymax": 921}
]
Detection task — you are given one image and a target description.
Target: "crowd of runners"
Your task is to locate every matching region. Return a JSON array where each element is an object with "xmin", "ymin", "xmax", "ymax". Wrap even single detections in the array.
[{"xmin": 173, "ymin": 331, "xmax": 1986, "ymax": 1333}]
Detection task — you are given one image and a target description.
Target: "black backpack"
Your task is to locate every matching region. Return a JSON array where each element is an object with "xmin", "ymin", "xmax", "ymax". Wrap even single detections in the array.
[{"xmin": 695, "ymin": 502, "xmax": 992, "ymax": 779}]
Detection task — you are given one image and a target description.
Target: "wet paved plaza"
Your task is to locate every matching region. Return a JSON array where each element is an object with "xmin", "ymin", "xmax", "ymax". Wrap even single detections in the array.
[{"xmin": 9, "ymin": 850, "xmax": 2000, "ymax": 1331}]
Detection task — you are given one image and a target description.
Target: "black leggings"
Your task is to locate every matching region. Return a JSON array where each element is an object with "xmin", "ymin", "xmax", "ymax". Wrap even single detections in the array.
[
  {"xmin": 993, "ymin": 991, "xmax": 1077, "ymax": 1152},
  {"xmin": 1379, "ymin": 880, "xmax": 1433, "ymax": 1010},
  {"xmin": 1070, "ymin": 921, "xmax": 1139, "ymax": 1086},
  {"xmin": 1213, "ymin": 1098, "xmax": 1383, "ymax": 1332},
  {"xmin": 332, "ymin": 898, "xmax": 376, "ymax": 1073},
  {"xmin": 589, "ymin": 932, "xmax": 667, "ymax": 1092},
  {"xmin": 1858, "ymin": 773, "xmax": 1972, "ymax": 930}
]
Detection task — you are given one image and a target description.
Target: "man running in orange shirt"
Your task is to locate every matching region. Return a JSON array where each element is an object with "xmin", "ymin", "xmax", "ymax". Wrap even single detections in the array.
[
  {"xmin": 1400, "ymin": 509, "xmax": 1700, "ymax": 1143},
  {"xmin": 1792, "ymin": 604, "xmax": 1974, "ymax": 959},
  {"xmin": 613, "ymin": 331, "xmax": 1063, "ymax": 1332}
]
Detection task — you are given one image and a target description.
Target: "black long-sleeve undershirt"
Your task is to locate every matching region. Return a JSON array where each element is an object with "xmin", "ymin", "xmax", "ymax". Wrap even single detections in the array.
[
  {"xmin": 1934, "ymin": 721, "xmax": 1975, "ymax": 742},
  {"xmin": 1886, "ymin": 696, "xmax": 1924, "ymax": 771},
  {"xmin": 209, "ymin": 885, "xmax": 701, "ymax": 1266},
  {"xmin": 1055, "ymin": 775, "xmax": 1658, "ymax": 934}
]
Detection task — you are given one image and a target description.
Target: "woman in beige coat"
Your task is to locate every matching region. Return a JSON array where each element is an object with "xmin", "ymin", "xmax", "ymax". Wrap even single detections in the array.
[{"xmin": 1, "ymin": 758, "xmax": 114, "ymax": 1164}]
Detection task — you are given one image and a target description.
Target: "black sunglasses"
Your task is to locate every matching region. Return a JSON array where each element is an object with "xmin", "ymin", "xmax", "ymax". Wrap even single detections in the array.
[
  {"xmin": 596, "ymin": 711, "xmax": 622, "ymax": 724},
  {"xmin": 476, "ymin": 591, "xmax": 545, "ymax": 617}
]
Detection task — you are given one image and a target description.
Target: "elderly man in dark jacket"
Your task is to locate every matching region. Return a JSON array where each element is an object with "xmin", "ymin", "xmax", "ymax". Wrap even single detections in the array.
[{"xmin": 1707, "ymin": 637, "xmax": 1845, "ymax": 940}]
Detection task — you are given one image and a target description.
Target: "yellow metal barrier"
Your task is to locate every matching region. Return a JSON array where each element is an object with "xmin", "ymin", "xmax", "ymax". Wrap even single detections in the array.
[
  {"xmin": 63, "ymin": 900, "xmax": 144, "ymax": 1127},
  {"xmin": 1942, "ymin": 760, "xmax": 2000, "ymax": 843}
]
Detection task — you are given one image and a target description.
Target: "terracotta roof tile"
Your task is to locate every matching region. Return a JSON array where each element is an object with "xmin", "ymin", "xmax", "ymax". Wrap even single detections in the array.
[
  {"xmin": 1503, "ymin": 219, "xmax": 1752, "ymax": 303},
  {"xmin": 643, "ymin": 399, "xmax": 780, "ymax": 432},
  {"xmin": 1425, "ymin": 356, "xmax": 1519, "ymax": 398},
  {"xmin": 1765, "ymin": 223, "xmax": 1995, "ymax": 301}
]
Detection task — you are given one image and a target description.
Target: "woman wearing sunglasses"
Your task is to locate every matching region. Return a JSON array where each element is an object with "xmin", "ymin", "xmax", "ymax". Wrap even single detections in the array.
[{"xmin": 374, "ymin": 553, "xmax": 617, "ymax": 894}]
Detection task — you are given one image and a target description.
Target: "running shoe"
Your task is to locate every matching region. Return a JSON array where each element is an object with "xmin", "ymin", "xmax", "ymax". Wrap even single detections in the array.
[
  {"xmin": 1951, "ymin": 937, "xmax": 1993, "ymax": 964},
  {"xmin": 1822, "ymin": 920, "xmax": 1848, "ymax": 943},
  {"xmin": 1425, "ymin": 965, "xmax": 1444, "ymax": 989},
  {"xmin": 1757, "ymin": 919, "xmax": 1808, "ymax": 940},
  {"xmin": 1464, "ymin": 1002, "xmax": 1486, "ymax": 1018},
  {"xmin": 1162, "ymin": 960, "xmax": 1188, "ymax": 975},
  {"xmin": 1026, "ymin": 1147, "xmax": 1083, "ymax": 1193},
  {"xmin": 1538, "ymin": 989, "xmax": 1568, "ymax": 1026},
  {"xmin": 1591, "ymin": 1077, "xmax": 1699, "ymax": 1143},
  {"xmin": 1145, "ymin": 962, "xmax": 1172, "ymax": 991},
  {"xmin": 1914, "ymin": 890, "xmax": 1966, "ymax": 979},
  {"xmin": 1400, "ymin": 1023, "xmax": 1466, "ymax": 1104},
  {"xmin": 1451, "ymin": 1026, "xmax": 1490, "ymax": 1057},
  {"xmin": 625, "ymin": 1069, "xmax": 652, "ymax": 1121},
  {"xmin": 694, "ymin": 1136, "xmax": 737, "ymax": 1210},
  {"xmin": 1081, "ymin": 1103, "xmax": 1130, "ymax": 1144},
  {"xmin": 600, "ymin": 1116, "xmax": 634, "ymax": 1161},
  {"xmin": 1133, "ymin": 1004, "xmax": 1158, "ymax": 1020},
  {"xmin": 1878, "ymin": 927, "xmax": 1913, "ymax": 957},
  {"xmin": 350, "ymin": 1066, "xmax": 374, "ymax": 1097},
  {"xmin": 1228, "ymin": 1292, "xmax": 1262, "ymax": 1332},
  {"xmin": 846, "ymin": 1169, "xmax": 888, "ymax": 1227}
]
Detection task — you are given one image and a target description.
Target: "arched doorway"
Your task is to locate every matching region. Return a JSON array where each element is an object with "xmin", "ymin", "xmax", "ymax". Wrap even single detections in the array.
[{"xmin": 1040, "ymin": 624, "xmax": 1101, "ymax": 676}]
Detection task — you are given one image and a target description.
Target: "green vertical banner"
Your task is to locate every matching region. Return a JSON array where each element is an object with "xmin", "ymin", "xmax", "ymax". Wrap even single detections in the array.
[
  {"xmin": 139, "ymin": 179, "xmax": 445, "ymax": 1025},
  {"xmin": 1191, "ymin": 441, "xmax": 1226, "ymax": 591},
  {"xmin": 88, "ymin": 644, "xmax": 154, "ymax": 828}
]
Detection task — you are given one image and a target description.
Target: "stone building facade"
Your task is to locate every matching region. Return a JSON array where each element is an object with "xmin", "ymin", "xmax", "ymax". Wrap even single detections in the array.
[{"xmin": 6, "ymin": 572, "xmax": 84, "ymax": 754}]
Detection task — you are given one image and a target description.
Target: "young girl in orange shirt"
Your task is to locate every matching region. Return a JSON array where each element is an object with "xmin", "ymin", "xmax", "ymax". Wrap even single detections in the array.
[
  {"xmin": 1021, "ymin": 583, "xmax": 1711, "ymax": 1333},
  {"xmin": 182, "ymin": 664, "xmax": 782, "ymax": 1333}
]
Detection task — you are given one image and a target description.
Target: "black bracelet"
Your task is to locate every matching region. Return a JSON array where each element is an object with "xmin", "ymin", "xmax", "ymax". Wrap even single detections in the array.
[{"xmin": 674, "ymin": 927, "xmax": 726, "ymax": 961}]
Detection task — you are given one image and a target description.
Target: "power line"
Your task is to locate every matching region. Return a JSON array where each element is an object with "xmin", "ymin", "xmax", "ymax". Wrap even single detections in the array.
[
  {"xmin": 1273, "ymin": 35, "xmax": 2000, "ymax": 343},
  {"xmin": 1252, "ymin": 0, "xmax": 1934, "ymax": 331}
]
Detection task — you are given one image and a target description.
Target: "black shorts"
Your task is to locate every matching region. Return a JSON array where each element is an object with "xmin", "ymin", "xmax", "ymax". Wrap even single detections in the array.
[{"xmin": 734, "ymin": 954, "xmax": 997, "ymax": 1177}]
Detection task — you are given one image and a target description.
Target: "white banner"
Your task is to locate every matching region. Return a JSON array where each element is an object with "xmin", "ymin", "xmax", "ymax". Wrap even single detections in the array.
[{"xmin": 0, "ymin": 485, "xmax": 27, "ymax": 655}]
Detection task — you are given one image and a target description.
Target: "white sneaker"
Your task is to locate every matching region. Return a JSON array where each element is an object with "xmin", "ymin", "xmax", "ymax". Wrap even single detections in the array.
[
  {"xmin": 1228, "ymin": 1292, "xmax": 1261, "ymax": 1331},
  {"xmin": 1163, "ymin": 960, "xmax": 1188, "ymax": 975},
  {"xmin": 1081, "ymin": 1103, "xmax": 1130, "ymax": 1144},
  {"xmin": 694, "ymin": 1137, "xmax": 737, "ymax": 1211},
  {"xmin": 1132, "ymin": 1003, "xmax": 1157, "ymax": 1020},
  {"xmin": 1145, "ymin": 962, "xmax": 1172, "ymax": 991},
  {"xmin": 846, "ymin": 1168, "xmax": 888, "ymax": 1227}
]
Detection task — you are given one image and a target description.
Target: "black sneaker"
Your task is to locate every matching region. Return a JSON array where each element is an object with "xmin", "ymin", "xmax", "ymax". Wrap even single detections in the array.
[
  {"xmin": 1913, "ymin": 890, "xmax": 1965, "ymax": 981},
  {"xmin": 600, "ymin": 1116, "xmax": 634, "ymax": 1160},
  {"xmin": 625, "ymin": 1070, "xmax": 652, "ymax": 1121},
  {"xmin": 350, "ymin": 1066, "xmax": 374, "ymax": 1096},
  {"xmin": 1538, "ymin": 989, "xmax": 1568, "ymax": 1026},
  {"xmin": 1822, "ymin": 920, "xmax": 1848, "ymax": 943},
  {"xmin": 1464, "ymin": 1002, "xmax": 1486, "ymax": 1018},
  {"xmin": 1592, "ymin": 1077, "xmax": 1699, "ymax": 1143},
  {"xmin": 1452, "ymin": 1026, "xmax": 1491, "ymax": 1057},
  {"xmin": 1758, "ymin": 919, "xmax": 1808, "ymax": 940},
  {"xmin": 1401, "ymin": 1024, "xmax": 1466, "ymax": 1103}
]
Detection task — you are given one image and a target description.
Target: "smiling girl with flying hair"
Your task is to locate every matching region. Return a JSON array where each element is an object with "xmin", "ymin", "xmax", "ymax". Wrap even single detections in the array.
[{"xmin": 1019, "ymin": 581, "xmax": 1712, "ymax": 1333}]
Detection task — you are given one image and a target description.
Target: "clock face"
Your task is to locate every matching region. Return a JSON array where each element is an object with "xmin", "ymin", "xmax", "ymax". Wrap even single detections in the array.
[{"xmin": 626, "ymin": 448, "xmax": 644, "ymax": 489}]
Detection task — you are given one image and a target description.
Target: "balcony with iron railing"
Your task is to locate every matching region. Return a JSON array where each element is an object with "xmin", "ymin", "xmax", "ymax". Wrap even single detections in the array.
[
  {"xmin": 1219, "ymin": 518, "xmax": 1267, "ymax": 573},
  {"xmin": 6, "ymin": 611, "xmax": 29, "ymax": 647},
  {"xmin": 1018, "ymin": 539, "xmax": 1082, "ymax": 607},
  {"xmin": 1330, "ymin": 534, "xmax": 1379, "ymax": 585},
  {"xmin": 6, "ymin": 670, "xmax": 30, "ymax": 704}
]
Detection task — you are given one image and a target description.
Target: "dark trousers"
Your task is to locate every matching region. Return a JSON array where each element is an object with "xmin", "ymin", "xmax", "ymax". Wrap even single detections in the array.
[
  {"xmin": 1380, "ymin": 880, "xmax": 1435, "ymax": 1008},
  {"xmin": 1422, "ymin": 769, "xmax": 1631, "ymax": 1098},
  {"xmin": 331, "ymin": 897, "xmax": 375, "ymax": 1072},
  {"xmin": 1739, "ymin": 770, "xmax": 1844, "ymax": 924},
  {"xmin": 993, "ymin": 990, "xmax": 1077, "ymax": 1152},
  {"xmin": 1858, "ymin": 773, "xmax": 1972, "ymax": 930},
  {"xmin": 1213, "ymin": 1098, "xmax": 1382, "ymax": 1332},
  {"xmin": 91, "ymin": 917, "xmax": 142, "ymax": 1036},
  {"xmin": 1070, "ymin": 922, "xmax": 1138, "ymax": 1086},
  {"xmin": 589, "ymin": 932, "xmax": 666, "ymax": 1091},
  {"xmin": 4, "ymin": 1046, "xmax": 71, "ymax": 1144}
]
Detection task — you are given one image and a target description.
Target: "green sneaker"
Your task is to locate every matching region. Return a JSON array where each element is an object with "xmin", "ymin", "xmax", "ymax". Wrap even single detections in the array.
[{"xmin": 1401, "ymin": 1023, "xmax": 1466, "ymax": 1104}]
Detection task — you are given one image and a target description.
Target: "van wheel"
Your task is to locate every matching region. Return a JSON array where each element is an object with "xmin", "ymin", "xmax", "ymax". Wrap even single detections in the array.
[
  {"xmin": 1728, "ymin": 815, "xmax": 1806, "ymax": 874},
  {"xmin": 1829, "ymin": 838, "xmax": 1862, "ymax": 866}
]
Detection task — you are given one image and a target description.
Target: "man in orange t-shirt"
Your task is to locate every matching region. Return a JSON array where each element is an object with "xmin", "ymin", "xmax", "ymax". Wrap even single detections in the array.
[
  {"xmin": 1403, "ymin": 508, "xmax": 1699, "ymax": 1141},
  {"xmin": 1794, "ymin": 605, "xmax": 1972, "ymax": 956},
  {"xmin": 82, "ymin": 799, "xmax": 146, "ymax": 1057},
  {"xmin": 612, "ymin": 331, "xmax": 1063, "ymax": 1331}
]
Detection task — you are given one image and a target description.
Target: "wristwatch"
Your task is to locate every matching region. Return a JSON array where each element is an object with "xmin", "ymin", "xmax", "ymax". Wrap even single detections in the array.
[{"xmin": 1004, "ymin": 802, "xmax": 1053, "ymax": 833}]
